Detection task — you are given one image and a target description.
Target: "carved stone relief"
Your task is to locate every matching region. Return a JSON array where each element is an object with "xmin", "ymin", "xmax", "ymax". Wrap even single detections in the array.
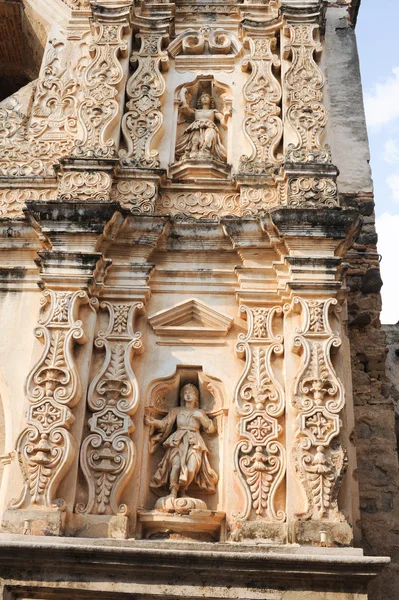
[
  {"xmin": 234, "ymin": 306, "xmax": 286, "ymax": 522},
  {"xmin": 110, "ymin": 180, "xmax": 157, "ymax": 214},
  {"xmin": 240, "ymin": 186, "xmax": 279, "ymax": 217},
  {"xmin": 239, "ymin": 35, "xmax": 283, "ymax": 175},
  {"xmin": 77, "ymin": 302, "xmax": 144, "ymax": 515},
  {"xmin": 283, "ymin": 23, "xmax": 331, "ymax": 164},
  {"xmin": 287, "ymin": 298, "xmax": 347, "ymax": 520},
  {"xmin": 157, "ymin": 189, "xmax": 240, "ymax": 220},
  {"xmin": 287, "ymin": 176, "xmax": 338, "ymax": 208},
  {"xmin": 0, "ymin": 188, "xmax": 57, "ymax": 219},
  {"xmin": 58, "ymin": 171, "xmax": 112, "ymax": 202},
  {"xmin": 11, "ymin": 290, "xmax": 96, "ymax": 509},
  {"xmin": 72, "ymin": 13, "xmax": 130, "ymax": 159},
  {"xmin": 119, "ymin": 32, "xmax": 169, "ymax": 168}
]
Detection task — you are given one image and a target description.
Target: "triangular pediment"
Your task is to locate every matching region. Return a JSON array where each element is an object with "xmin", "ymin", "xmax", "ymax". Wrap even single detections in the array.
[{"xmin": 148, "ymin": 299, "xmax": 233, "ymax": 338}]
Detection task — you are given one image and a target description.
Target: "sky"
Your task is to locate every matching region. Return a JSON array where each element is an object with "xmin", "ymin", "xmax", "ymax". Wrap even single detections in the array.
[{"xmin": 356, "ymin": 0, "xmax": 399, "ymax": 323}]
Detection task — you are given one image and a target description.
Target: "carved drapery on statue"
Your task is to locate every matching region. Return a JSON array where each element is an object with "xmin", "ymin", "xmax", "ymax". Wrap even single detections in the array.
[
  {"xmin": 288, "ymin": 298, "xmax": 347, "ymax": 520},
  {"xmin": 145, "ymin": 383, "xmax": 218, "ymax": 513},
  {"xmin": 11, "ymin": 291, "xmax": 96, "ymax": 509},
  {"xmin": 77, "ymin": 302, "xmax": 144, "ymax": 516},
  {"xmin": 234, "ymin": 306, "xmax": 286, "ymax": 522}
]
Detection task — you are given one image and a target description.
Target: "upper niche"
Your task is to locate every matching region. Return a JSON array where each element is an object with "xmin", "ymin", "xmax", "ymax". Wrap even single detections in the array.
[{"xmin": 148, "ymin": 299, "xmax": 233, "ymax": 338}]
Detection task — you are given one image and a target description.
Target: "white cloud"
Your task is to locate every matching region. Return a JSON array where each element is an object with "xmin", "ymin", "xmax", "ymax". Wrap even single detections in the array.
[
  {"xmin": 364, "ymin": 67, "xmax": 399, "ymax": 129},
  {"xmin": 376, "ymin": 212, "xmax": 399, "ymax": 324},
  {"xmin": 383, "ymin": 139, "xmax": 399, "ymax": 164},
  {"xmin": 386, "ymin": 174, "xmax": 399, "ymax": 202}
]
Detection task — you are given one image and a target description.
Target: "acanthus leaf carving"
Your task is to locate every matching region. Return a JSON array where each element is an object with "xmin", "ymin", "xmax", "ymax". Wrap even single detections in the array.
[
  {"xmin": 288, "ymin": 297, "xmax": 347, "ymax": 520},
  {"xmin": 234, "ymin": 305, "xmax": 286, "ymax": 522},
  {"xmin": 76, "ymin": 301, "xmax": 144, "ymax": 516},
  {"xmin": 239, "ymin": 35, "xmax": 283, "ymax": 175},
  {"xmin": 284, "ymin": 24, "xmax": 331, "ymax": 164},
  {"xmin": 119, "ymin": 33, "xmax": 169, "ymax": 168},
  {"xmin": 11, "ymin": 290, "xmax": 95, "ymax": 510}
]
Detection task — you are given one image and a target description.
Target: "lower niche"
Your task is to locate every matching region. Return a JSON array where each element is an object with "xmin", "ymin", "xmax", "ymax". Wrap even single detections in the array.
[{"xmin": 137, "ymin": 366, "xmax": 227, "ymax": 541}]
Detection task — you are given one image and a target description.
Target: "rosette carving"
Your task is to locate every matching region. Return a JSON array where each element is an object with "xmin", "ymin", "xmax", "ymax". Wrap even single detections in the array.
[
  {"xmin": 284, "ymin": 24, "xmax": 331, "ymax": 163},
  {"xmin": 77, "ymin": 302, "xmax": 144, "ymax": 515},
  {"xmin": 288, "ymin": 298, "xmax": 347, "ymax": 520},
  {"xmin": 239, "ymin": 36, "xmax": 283, "ymax": 175},
  {"xmin": 11, "ymin": 291, "xmax": 95, "ymax": 509},
  {"xmin": 234, "ymin": 306, "xmax": 285, "ymax": 522},
  {"xmin": 120, "ymin": 33, "xmax": 169, "ymax": 168}
]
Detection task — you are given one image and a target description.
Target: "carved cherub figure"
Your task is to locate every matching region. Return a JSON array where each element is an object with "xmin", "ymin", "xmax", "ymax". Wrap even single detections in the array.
[
  {"xmin": 175, "ymin": 89, "xmax": 230, "ymax": 163},
  {"xmin": 145, "ymin": 383, "xmax": 218, "ymax": 503}
]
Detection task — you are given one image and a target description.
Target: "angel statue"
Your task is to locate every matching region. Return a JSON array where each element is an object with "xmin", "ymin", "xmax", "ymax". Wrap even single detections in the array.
[
  {"xmin": 175, "ymin": 88, "xmax": 231, "ymax": 164},
  {"xmin": 144, "ymin": 383, "xmax": 218, "ymax": 512}
]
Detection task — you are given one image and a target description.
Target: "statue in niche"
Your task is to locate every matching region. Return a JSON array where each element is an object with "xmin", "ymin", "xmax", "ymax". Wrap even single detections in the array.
[
  {"xmin": 175, "ymin": 89, "xmax": 230, "ymax": 163},
  {"xmin": 144, "ymin": 383, "xmax": 218, "ymax": 512}
]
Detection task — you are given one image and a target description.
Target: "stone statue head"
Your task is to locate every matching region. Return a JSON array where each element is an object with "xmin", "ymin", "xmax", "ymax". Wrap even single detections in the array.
[
  {"xmin": 180, "ymin": 383, "xmax": 200, "ymax": 408},
  {"xmin": 197, "ymin": 92, "xmax": 214, "ymax": 109}
]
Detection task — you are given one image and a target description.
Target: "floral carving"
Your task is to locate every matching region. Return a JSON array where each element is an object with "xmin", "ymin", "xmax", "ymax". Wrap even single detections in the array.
[
  {"xmin": 77, "ymin": 302, "xmax": 144, "ymax": 515},
  {"xmin": 239, "ymin": 35, "xmax": 283, "ymax": 174},
  {"xmin": 234, "ymin": 305, "xmax": 285, "ymax": 522},
  {"xmin": 58, "ymin": 171, "xmax": 112, "ymax": 202},
  {"xmin": 0, "ymin": 188, "xmax": 57, "ymax": 218},
  {"xmin": 287, "ymin": 177, "xmax": 338, "ymax": 208},
  {"xmin": 110, "ymin": 180, "xmax": 157, "ymax": 214},
  {"xmin": 284, "ymin": 24, "xmax": 331, "ymax": 163},
  {"xmin": 240, "ymin": 186, "xmax": 279, "ymax": 217},
  {"xmin": 72, "ymin": 19, "xmax": 129, "ymax": 159},
  {"xmin": 11, "ymin": 290, "xmax": 94, "ymax": 509},
  {"xmin": 157, "ymin": 190, "xmax": 240, "ymax": 221},
  {"xmin": 289, "ymin": 297, "xmax": 347, "ymax": 520},
  {"xmin": 119, "ymin": 33, "xmax": 169, "ymax": 168}
]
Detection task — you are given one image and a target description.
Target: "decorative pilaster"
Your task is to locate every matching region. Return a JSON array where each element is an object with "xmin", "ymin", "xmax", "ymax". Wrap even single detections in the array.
[
  {"xmin": 71, "ymin": 2, "xmax": 132, "ymax": 159},
  {"xmin": 119, "ymin": 30, "xmax": 169, "ymax": 168},
  {"xmin": 11, "ymin": 290, "xmax": 97, "ymax": 511},
  {"xmin": 234, "ymin": 306, "xmax": 285, "ymax": 523},
  {"xmin": 77, "ymin": 302, "xmax": 144, "ymax": 516}
]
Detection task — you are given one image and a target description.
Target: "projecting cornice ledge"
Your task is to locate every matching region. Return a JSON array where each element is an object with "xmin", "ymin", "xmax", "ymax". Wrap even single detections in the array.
[
  {"xmin": 0, "ymin": 537, "xmax": 390, "ymax": 592},
  {"xmin": 269, "ymin": 208, "xmax": 361, "ymax": 243}
]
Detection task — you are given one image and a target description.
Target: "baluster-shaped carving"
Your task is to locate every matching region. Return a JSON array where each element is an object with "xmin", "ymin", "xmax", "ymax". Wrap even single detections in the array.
[
  {"xmin": 288, "ymin": 298, "xmax": 347, "ymax": 520},
  {"xmin": 77, "ymin": 302, "xmax": 144, "ymax": 515},
  {"xmin": 239, "ymin": 35, "xmax": 283, "ymax": 175},
  {"xmin": 11, "ymin": 290, "xmax": 95, "ymax": 509},
  {"xmin": 283, "ymin": 23, "xmax": 331, "ymax": 164},
  {"xmin": 234, "ymin": 306, "xmax": 285, "ymax": 522},
  {"xmin": 72, "ymin": 13, "xmax": 130, "ymax": 159},
  {"xmin": 119, "ymin": 32, "xmax": 169, "ymax": 168}
]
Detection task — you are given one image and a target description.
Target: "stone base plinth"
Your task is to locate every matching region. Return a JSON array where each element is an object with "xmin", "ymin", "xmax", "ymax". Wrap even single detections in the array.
[
  {"xmin": 232, "ymin": 520, "xmax": 288, "ymax": 544},
  {"xmin": 169, "ymin": 159, "xmax": 231, "ymax": 180},
  {"xmin": 67, "ymin": 514, "xmax": 129, "ymax": 539},
  {"xmin": 1, "ymin": 508, "xmax": 66, "ymax": 536},
  {"xmin": 292, "ymin": 519, "xmax": 353, "ymax": 547},
  {"xmin": 137, "ymin": 510, "xmax": 225, "ymax": 541}
]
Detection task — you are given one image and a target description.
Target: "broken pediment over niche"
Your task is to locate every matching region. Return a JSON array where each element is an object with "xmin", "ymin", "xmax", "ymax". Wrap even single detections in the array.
[
  {"xmin": 168, "ymin": 27, "xmax": 242, "ymax": 72},
  {"xmin": 148, "ymin": 298, "xmax": 233, "ymax": 339}
]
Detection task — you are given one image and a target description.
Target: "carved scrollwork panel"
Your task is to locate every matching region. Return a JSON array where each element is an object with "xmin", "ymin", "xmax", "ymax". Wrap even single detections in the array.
[
  {"xmin": 119, "ymin": 33, "xmax": 169, "ymax": 168},
  {"xmin": 234, "ymin": 306, "xmax": 286, "ymax": 522},
  {"xmin": 72, "ymin": 21, "xmax": 129, "ymax": 159},
  {"xmin": 239, "ymin": 36, "xmax": 283, "ymax": 175},
  {"xmin": 110, "ymin": 180, "xmax": 157, "ymax": 214},
  {"xmin": 157, "ymin": 190, "xmax": 240, "ymax": 221},
  {"xmin": 287, "ymin": 176, "xmax": 338, "ymax": 208},
  {"xmin": 11, "ymin": 290, "xmax": 96, "ymax": 509},
  {"xmin": 288, "ymin": 297, "xmax": 347, "ymax": 520},
  {"xmin": 76, "ymin": 302, "xmax": 144, "ymax": 515},
  {"xmin": 284, "ymin": 24, "xmax": 331, "ymax": 164}
]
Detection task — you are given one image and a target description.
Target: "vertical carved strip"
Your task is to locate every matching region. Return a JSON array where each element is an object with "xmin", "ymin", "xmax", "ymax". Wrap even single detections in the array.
[
  {"xmin": 239, "ymin": 36, "xmax": 283, "ymax": 175},
  {"xmin": 234, "ymin": 306, "xmax": 286, "ymax": 522},
  {"xmin": 12, "ymin": 291, "xmax": 96, "ymax": 509},
  {"xmin": 120, "ymin": 33, "xmax": 169, "ymax": 167},
  {"xmin": 283, "ymin": 23, "xmax": 331, "ymax": 164},
  {"xmin": 72, "ymin": 17, "xmax": 129, "ymax": 158},
  {"xmin": 77, "ymin": 302, "xmax": 144, "ymax": 515},
  {"xmin": 288, "ymin": 298, "xmax": 347, "ymax": 520}
]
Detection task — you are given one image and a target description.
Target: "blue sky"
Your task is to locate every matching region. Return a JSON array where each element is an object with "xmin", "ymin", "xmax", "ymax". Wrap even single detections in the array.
[{"xmin": 356, "ymin": 0, "xmax": 399, "ymax": 323}]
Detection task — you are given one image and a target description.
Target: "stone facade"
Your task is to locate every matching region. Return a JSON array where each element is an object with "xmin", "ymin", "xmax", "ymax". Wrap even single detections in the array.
[{"xmin": 0, "ymin": 0, "xmax": 396, "ymax": 598}]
